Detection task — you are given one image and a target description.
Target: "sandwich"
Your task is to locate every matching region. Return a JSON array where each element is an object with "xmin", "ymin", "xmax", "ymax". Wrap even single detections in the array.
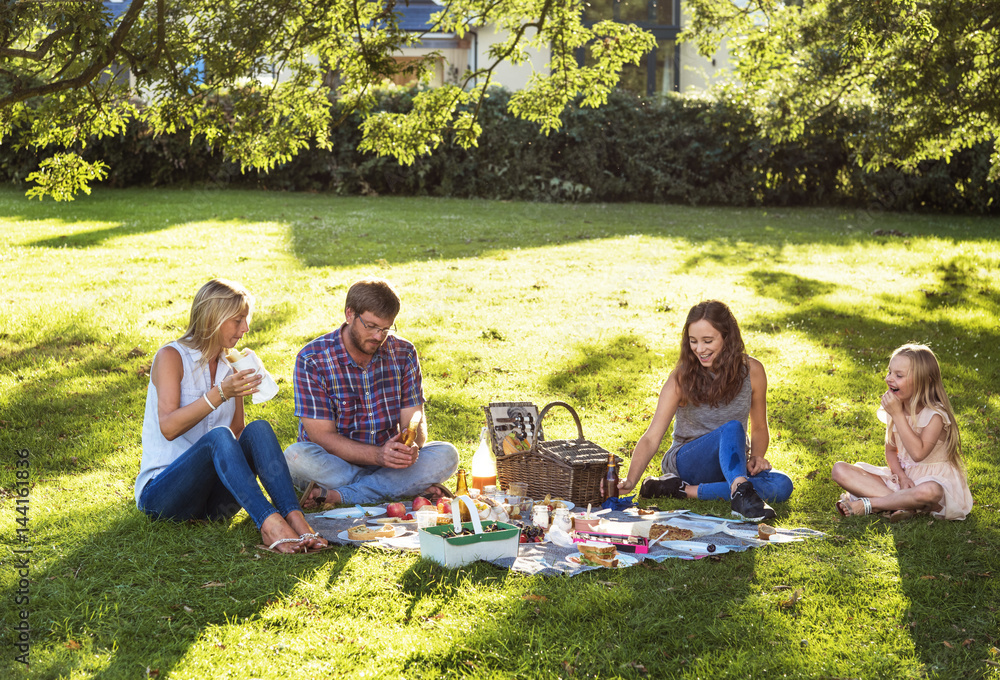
[
  {"xmin": 226, "ymin": 348, "xmax": 246, "ymax": 364},
  {"xmin": 577, "ymin": 541, "xmax": 618, "ymax": 568},
  {"xmin": 347, "ymin": 524, "xmax": 394, "ymax": 541}
]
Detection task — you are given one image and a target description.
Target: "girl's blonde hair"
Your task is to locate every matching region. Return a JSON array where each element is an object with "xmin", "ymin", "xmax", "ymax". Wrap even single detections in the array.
[
  {"xmin": 887, "ymin": 343, "xmax": 962, "ymax": 468},
  {"xmin": 178, "ymin": 279, "xmax": 254, "ymax": 359}
]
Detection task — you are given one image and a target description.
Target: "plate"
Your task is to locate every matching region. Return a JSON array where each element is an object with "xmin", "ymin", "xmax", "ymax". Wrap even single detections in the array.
[
  {"xmin": 369, "ymin": 516, "xmax": 418, "ymax": 526},
  {"xmin": 536, "ymin": 499, "xmax": 575, "ymax": 511},
  {"xmin": 337, "ymin": 525, "xmax": 406, "ymax": 542},
  {"xmin": 568, "ymin": 552, "xmax": 637, "ymax": 569},
  {"xmin": 626, "ymin": 508, "xmax": 685, "ymax": 520},
  {"xmin": 314, "ymin": 506, "xmax": 386, "ymax": 520},
  {"xmin": 661, "ymin": 540, "xmax": 730, "ymax": 556}
]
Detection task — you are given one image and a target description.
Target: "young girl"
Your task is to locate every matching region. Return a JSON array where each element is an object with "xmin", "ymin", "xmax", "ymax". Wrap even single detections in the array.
[
  {"xmin": 619, "ymin": 300, "xmax": 794, "ymax": 521},
  {"xmin": 832, "ymin": 344, "xmax": 973, "ymax": 520}
]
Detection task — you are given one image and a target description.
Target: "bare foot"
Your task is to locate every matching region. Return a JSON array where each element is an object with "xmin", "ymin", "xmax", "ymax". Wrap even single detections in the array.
[
  {"xmin": 285, "ymin": 510, "xmax": 329, "ymax": 550},
  {"xmin": 260, "ymin": 512, "xmax": 305, "ymax": 553}
]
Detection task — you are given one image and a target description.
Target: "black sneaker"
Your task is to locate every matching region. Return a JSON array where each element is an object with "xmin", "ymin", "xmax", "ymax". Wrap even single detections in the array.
[
  {"xmin": 640, "ymin": 474, "xmax": 687, "ymax": 500},
  {"xmin": 730, "ymin": 481, "xmax": 776, "ymax": 521}
]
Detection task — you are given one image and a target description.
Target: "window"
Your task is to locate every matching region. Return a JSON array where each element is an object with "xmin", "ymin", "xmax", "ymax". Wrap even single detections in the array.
[{"xmin": 580, "ymin": 0, "xmax": 681, "ymax": 97}]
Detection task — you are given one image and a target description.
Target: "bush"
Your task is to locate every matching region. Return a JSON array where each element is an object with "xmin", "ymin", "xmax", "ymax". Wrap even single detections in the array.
[{"xmin": 2, "ymin": 87, "xmax": 996, "ymax": 213}]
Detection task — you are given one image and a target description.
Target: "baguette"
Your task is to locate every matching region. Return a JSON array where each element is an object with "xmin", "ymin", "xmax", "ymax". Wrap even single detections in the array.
[{"xmin": 401, "ymin": 411, "xmax": 423, "ymax": 447}]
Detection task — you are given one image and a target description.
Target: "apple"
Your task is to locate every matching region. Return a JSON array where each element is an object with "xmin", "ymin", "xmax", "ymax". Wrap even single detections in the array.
[
  {"xmin": 437, "ymin": 500, "xmax": 451, "ymax": 515},
  {"xmin": 412, "ymin": 496, "xmax": 433, "ymax": 511},
  {"xmin": 386, "ymin": 502, "xmax": 407, "ymax": 518}
]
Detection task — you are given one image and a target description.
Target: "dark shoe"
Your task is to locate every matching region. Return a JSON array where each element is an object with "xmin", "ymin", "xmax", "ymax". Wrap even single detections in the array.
[
  {"xmin": 731, "ymin": 481, "xmax": 776, "ymax": 521},
  {"xmin": 640, "ymin": 474, "xmax": 686, "ymax": 500}
]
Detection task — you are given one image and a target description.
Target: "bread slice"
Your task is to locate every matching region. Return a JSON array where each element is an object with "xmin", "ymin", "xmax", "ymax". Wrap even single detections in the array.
[{"xmin": 347, "ymin": 524, "xmax": 394, "ymax": 541}]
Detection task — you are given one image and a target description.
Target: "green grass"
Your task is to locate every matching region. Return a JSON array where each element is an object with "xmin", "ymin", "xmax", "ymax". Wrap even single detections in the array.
[{"xmin": 1, "ymin": 186, "xmax": 999, "ymax": 679}]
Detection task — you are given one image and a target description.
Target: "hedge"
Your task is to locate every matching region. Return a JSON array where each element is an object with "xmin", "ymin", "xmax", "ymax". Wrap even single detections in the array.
[{"xmin": 2, "ymin": 87, "xmax": 996, "ymax": 213}]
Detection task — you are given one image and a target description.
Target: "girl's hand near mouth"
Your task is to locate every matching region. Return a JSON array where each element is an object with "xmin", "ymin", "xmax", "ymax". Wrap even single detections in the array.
[{"xmin": 880, "ymin": 390, "xmax": 904, "ymax": 417}]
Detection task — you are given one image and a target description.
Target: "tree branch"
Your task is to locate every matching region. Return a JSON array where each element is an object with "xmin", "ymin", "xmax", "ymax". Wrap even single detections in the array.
[
  {"xmin": 0, "ymin": 26, "xmax": 74, "ymax": 60},
  {"xmin": 0, "ymin": 0, "xmax": 147, "ymax": 108}
]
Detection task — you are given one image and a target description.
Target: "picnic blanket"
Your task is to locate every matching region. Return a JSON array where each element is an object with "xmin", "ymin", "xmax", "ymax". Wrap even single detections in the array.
[{"xmin": 307, "ymin": 508, "xmax": 824, "ymax": 576}]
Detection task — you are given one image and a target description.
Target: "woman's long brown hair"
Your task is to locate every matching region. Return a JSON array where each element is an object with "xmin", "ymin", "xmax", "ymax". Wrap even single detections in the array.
[{"xmin": 676, "ymin": 300, "xmax": 748, "ymax": 407}]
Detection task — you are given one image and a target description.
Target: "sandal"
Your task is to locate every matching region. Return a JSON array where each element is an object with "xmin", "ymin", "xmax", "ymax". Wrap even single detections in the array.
[
  {"xmin": 267, "ymin": 537, "xmax": 305, "ymax": 551},
  {"xmin": 836, "ymin": 496, "xmax": 872, "ymax": 516},
  {"xmin": 888, "ymin": 509, "xmax": 916, "ymax": 523},
  {"xmin": 423, "ymin": 482, "xmax": 455, "ymax": 503},
  {"xmin": 298, "ymin": 532, "xmax": 328, "ymax": 548},
  {"xmin": 300, "ymin": 481, "xmax": 336, "ymax": 511}
]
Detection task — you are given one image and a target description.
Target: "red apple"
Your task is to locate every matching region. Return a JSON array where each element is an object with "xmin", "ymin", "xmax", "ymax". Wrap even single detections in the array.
[
  {"xmin": 386, "ymin": 502, "xmax": 407, "ymax": 518},
  {"xmin": 412, "ymin": 496, "xmax": 433, "ymax": 511},
  {"xmin": 437, "ymin": 500, "xmax": 451, "ymax": 515}
]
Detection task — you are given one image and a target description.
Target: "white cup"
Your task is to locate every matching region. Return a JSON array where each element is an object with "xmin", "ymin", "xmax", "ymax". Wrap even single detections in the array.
[
  {"xmin": 416, "ymin": 508, "xmax": 438, "ymax": 530},
  {"xmin": 229, "ymin": 349, "xmax": 279, "ymax": 404}
]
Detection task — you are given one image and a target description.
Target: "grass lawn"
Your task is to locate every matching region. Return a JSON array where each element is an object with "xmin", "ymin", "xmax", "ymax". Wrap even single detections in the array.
[{"xmin": 1, "ymin": 186, "xmax": 999, "ymax": 679}]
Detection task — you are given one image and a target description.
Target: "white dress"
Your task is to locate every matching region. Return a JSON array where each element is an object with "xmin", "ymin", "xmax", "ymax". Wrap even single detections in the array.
[{"xmin": 856, "ymin": 405, "xmax": 973, "ymax": 520}]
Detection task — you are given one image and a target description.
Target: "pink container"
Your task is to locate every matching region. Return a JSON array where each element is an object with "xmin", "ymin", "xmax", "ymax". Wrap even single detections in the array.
[{"xmin": 572, "ymin": 514, "xmax": 602, "ymax": 532}]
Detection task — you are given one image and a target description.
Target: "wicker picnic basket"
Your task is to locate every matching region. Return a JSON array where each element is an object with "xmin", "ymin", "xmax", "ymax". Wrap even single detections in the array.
[{"xmin": 483, "ymin": 400, "xmax": 621, "ymax": 507}]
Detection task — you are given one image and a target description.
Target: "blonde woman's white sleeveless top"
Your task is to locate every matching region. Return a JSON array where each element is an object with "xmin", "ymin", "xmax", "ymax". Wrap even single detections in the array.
[{"xmin": 134, "ymin": 341, "xmax": 235, "ymax": 505}]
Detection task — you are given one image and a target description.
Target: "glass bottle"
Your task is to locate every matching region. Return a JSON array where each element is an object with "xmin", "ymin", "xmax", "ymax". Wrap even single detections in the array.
[
  {"xmin": 604, "ymin": 452, "xmax": 619, "ymax": 500},
  {"xmin": 455, "ymin": 468, "xmax": 472, "ymax": 522}
]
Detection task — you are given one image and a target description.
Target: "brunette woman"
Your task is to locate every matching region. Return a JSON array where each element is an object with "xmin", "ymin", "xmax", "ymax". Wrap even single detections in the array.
[{"xmin": 619, "ymin": 300, "xmax": 793, "ymax": 520}]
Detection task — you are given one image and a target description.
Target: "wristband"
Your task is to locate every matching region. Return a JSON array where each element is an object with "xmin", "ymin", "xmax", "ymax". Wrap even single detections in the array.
[
  {"xmin": 202, "ymin": 393, "xmax": 217, "ymax": 411},
  {"xmin": 217, "ymin": 384, "xmax": 229, "ymax": 403}
]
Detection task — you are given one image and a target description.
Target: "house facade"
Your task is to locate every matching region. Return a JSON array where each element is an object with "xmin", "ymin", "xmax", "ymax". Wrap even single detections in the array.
[{"xmin": 394, "ymin": 0, "xmax": 733, "ymax": 97}]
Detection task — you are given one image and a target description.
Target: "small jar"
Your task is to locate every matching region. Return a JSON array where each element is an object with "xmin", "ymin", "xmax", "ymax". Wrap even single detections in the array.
[
  {"xmin": 532, "ymin": 504, "xmax": 549, "ymax": 529},
  {"xmin": 552, "ymin": 507, "xmax": 572, "ymax": 533}
]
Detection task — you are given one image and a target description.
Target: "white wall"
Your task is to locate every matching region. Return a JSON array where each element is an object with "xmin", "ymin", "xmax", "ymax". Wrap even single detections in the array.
[{"xmin": 473, "ymin": 25, "xmax": 552, "ymax": 91}]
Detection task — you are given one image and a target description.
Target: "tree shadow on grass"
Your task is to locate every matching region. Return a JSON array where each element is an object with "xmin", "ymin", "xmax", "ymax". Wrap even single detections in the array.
[
  {"xmin": 389, "ymin": 550, "xmax": 770, "ymax": 677},
  {"xmin": 542, "ymin": 334, "xmax": 666, "ymax": 408},
  {"xmin": 744, "ymin": 270, "xmax": 839, "ymax": 307},
  {"xmin": 0, "ymin": 304, "xmax": 301, "ymax": 485},
  {"xmin": 3, "ymin": 503, "xmax": 353, "ymax": 679},
  {"xmin": 914, "ymin": 257, "xmax": 1000, "ymax": 313}
]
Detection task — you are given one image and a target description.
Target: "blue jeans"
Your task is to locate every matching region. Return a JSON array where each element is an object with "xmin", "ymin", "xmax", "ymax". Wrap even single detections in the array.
[
  {"xmin": 138, "ymin": 421, "xmax": 301, "ymax": 529},
  {"xmin": 673, "ymin": 420, "xmax": 793, "ymax": 502},
  {"xmin": 283, "ymin": 440, "xmax": 460, "ymax": 505}
]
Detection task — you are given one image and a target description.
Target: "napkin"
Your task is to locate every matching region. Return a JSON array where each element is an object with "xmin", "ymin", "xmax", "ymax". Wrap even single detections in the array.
[{"xmin": 228, "ymin": 348, "xmax": 279, "ymax": 404}]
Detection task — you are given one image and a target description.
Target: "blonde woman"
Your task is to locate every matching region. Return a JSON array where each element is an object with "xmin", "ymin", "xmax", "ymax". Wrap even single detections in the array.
[{"xmin": 135, "ymin": 279, "xmax": 327, "ymax": 553}]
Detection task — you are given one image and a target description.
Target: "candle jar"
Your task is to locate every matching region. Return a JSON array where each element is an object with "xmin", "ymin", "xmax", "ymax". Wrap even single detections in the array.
[
  {"xmin": 552, "ymin": 507, "xmax": 572, "ymax": 533},
  {"xmin": 532, "ymin": 504, "xmax": 549, "ymax": 529}
]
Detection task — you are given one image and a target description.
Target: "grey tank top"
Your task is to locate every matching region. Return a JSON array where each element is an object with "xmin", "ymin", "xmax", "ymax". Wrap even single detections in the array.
[{"xmin": 660, "ymin": 372, "xmax": 752, "ymax": 476}]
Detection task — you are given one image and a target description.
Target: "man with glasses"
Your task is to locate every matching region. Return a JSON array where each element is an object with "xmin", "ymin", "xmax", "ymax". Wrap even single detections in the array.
[{"xmin": 284, "ymin": 277, "xmax": 459, "ymax": 508}]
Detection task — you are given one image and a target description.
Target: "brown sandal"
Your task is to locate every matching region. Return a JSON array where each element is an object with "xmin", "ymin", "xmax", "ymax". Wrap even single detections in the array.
[
  {"xmin": 300, "ymin": 481, "xmax": 337, "ymax": 511},
  {"xmin": 888, "ymin": 509, "xmax": 916, "ymax": 523},
  {"xmin": 423, "ymin": 482, "xmax": 455, "ymax": 503}
]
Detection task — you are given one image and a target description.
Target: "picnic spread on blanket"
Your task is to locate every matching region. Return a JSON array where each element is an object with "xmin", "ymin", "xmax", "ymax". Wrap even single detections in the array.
[
  {"xmin": 305, "ymin": 503, "xmax": 824, "ymax": 575},
  {"xmin": 302, "ymin": 400, "xmax": 824, "ymax": 572}
]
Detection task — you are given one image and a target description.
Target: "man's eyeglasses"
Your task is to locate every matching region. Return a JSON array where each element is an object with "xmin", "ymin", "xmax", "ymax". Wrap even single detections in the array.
[{"xmin": 355, "ymin": 316, "xmax": 396, "ymax": 337}]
